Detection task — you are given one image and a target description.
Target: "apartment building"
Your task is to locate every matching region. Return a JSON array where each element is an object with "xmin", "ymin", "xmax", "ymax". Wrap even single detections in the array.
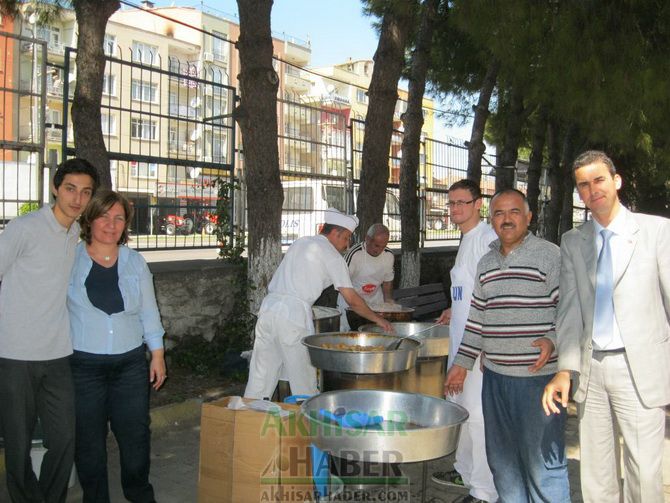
[
  {"xmin": 0, "ymin": 13, "xmax": 16, "ymax": 162},
  {"xmin": 308, "ymin": 58, "xmax": 436, "ymax": 184}
]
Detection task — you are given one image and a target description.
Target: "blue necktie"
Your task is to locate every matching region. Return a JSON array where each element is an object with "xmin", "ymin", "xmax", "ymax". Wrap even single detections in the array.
[{"xmin": 593, "ymin": 229, "xmax": 614, "ymax": 348}]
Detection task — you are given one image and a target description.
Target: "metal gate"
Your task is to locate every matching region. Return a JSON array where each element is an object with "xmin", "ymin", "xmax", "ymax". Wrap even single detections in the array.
[
  {"xmin": 0, "ymin": 30, "xmax": 47, "ymax": 225},
  {"xmin": 60, "ymin": 45, "xmax": 237, "ymax": 250}
]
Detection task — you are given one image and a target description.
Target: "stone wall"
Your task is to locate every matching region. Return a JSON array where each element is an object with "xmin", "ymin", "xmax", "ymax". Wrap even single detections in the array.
[
  {"xmin": 149, "ymin": 259, "xmax": 242, "ymax": 348},
  {"xmin": 149, "ymin": 247, "xmax": 458, "ymax": 346}
]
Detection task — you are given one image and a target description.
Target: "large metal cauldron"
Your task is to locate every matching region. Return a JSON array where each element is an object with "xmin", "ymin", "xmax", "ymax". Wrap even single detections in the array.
[
  {"xmin": 359, "ymin": 322, "xmax": 450, "ymax": 398},
  {"xmin": 302, "ymin": 332, "xmax": 420, "ymax": 392},
  {"xmin": 300, "ymin": 389, "xmax": 469, "ymax": 462},
  {"xmin": 312, "ymin": 306, "xmax": 341, "ymax": 333},
  {"xmin": 345, "ymin": 305, "xmax": 414, "ymax": 330}
]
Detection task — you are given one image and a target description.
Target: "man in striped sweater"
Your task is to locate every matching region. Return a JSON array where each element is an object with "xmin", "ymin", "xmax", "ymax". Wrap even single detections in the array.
[{"xmin": 445, "ymin": 189, "xmax": 570, "ymax": 502}]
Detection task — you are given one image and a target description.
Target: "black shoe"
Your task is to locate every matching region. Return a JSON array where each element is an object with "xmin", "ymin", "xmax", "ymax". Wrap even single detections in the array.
[
  {"xmin": 431, "ymin": 469, "xmax": 465, "ymax": 488},
  {"xmin": 453, "ymin": 495, "xmax": 489, "ymax": 503}
]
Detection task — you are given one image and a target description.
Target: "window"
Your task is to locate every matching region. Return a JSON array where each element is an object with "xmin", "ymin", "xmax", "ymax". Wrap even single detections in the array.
[
  {"xmin": 212, "ymin": 31, "xmax": 226, "ymax": 61},
  {"xmin": 37, "ymin": 26, "xmax": 60, "ymax": 47},
  {"xmin": 103, "ymin": 34, "xmax": 116, "ymax": 56},
  {"xmin": 356, "ymin": 89, "xmax": 368, "ymax": 104},
  {"xmin": 323, "ymin": 185, "xmax": 346, "ymax": 211},
  {"xmin": 386, "ymin": 191, "xmax": 400, "ymax": 215},
  {"xmin": 132, "ymin": 41, "xmax": 159, "ymax": 65},
  {"xmin": 101, "ymin": 113, "xmax": 116, "ymax": 135},
  {"xmin": 130, "ymin": 118, "xmax": 157, "ymax": 140},
  {"xmin": 207, "ymin": 96, "xmax": 228, "ymax": 124},
  {"xmin": 131, "ymin": 80, "xmax": 158, "ymax": 103},
  {"xmin": 46, "ymin": 108, "xmax": 61, "ymax": 126},
  {"xmin": 209, "ymin": 65, "xmax": 227, "ymax": 84},
  {"xmin": 282, "ymin": 187, "xmax": 313, "ymax": 211},
  {"xmin": 130, "ymin": 161, "xmax": 158, "ymax": 179},
  {"xmin": 212, "ymin": 134, "xmax": 227, "ymax": 163},
  {"xmin": 102, "ymin": 74, "xmax": 116, "ymax": 96}
]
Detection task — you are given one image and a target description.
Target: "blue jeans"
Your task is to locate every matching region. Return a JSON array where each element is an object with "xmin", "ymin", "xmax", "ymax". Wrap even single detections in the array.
[
  {"xmin": 482, "ymin": 368, "xmax": 570, "ymax": 503},
  {"xmin": 71, "ymin": 346, "xmax": 155, "ymax": 503}
]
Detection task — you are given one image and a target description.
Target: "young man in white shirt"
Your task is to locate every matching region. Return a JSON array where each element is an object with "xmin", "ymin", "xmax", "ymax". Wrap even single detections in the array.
[{"xmin": 432, "ymin": 179, "xmax": 498, "ymax": 503}]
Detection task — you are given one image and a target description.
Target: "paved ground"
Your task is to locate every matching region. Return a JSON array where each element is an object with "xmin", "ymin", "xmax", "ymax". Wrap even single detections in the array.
[{"xmin": 2, "ymin": 401, "xmax": 669, "ymax": 502}]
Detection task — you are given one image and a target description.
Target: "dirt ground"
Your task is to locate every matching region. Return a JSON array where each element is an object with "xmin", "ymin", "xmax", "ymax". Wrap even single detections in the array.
[{"xmin": 149, "ymin": 364, "xmax": 246, "ymax": 408}]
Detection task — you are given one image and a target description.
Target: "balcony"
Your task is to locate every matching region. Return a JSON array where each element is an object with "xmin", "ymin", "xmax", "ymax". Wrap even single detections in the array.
[
  {"xmin": 284, "ymin": 72, "xmax": 310, "ymax": 93},
  {"xmin": 283, "ymin": 39, "xmax": 311, "ymax": 66},
  {"xmin": 47, "ymin": 41, "xmax": 64, "ymax": 56}
]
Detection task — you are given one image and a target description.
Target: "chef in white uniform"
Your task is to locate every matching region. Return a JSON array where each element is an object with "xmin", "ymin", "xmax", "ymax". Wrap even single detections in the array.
[
  {"xmin": 432, "ymin": 180, "xmax": 499, "ymax": 503},
  {"xmin": 337, "ymin": 223, "xmax": 395, "ymax": 330},
  {"xmin": 244, "ymin": 209, "xmax": 394, "ymax": 399}
]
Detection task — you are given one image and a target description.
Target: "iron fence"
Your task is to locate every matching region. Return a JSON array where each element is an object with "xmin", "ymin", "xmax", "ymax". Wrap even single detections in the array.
[
  {"xmin": 59, "ymin": 45, "xmax": 236, "ymax": 249},
  {"xmin": 1, "ymin": 24, "xmax": 586, "ymax": 251},
  {"xmin": 0, "ymin": 31, "xmax": 47, "ymax": 224}
]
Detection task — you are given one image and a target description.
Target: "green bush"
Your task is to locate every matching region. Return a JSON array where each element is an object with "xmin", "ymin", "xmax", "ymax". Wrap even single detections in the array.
[{"xmin": 18, "ymin": 202, "xmax": 40, "ymax": 216}]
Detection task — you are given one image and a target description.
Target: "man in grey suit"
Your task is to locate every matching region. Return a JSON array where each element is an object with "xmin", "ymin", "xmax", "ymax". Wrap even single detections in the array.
[{"xmin": 542, "ymin": 150, "xmax": 670, "ymax": 502}]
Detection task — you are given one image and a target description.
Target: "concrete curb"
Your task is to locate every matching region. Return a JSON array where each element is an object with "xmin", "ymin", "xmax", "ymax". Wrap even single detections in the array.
[
  {"xmin": 150, "ymin": 386, "xmax": 237, "ymax": 430},
  {"xmin": 150, "ymin": 397, "xmax": 203, "ymax": 430}
]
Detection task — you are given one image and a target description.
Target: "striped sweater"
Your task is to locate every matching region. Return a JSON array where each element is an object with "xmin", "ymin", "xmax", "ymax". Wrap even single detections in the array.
[{"xmin": 453, "ymin": 232, "xmax": 561, "ymax": 377}]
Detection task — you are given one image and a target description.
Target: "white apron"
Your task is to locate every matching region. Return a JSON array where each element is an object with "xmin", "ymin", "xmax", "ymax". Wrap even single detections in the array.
[
  {"xmin": 244, "ymin": 292, "xmax": 317, "ymax": 399},
  {"xmin": 447, "ymin": 262, "xmax": 474, "ymax": 369}
]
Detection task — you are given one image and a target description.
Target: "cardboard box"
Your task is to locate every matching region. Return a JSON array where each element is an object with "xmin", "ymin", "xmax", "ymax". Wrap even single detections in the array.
[{"xmin": 198, "ymin": 397, "xmax": 313, "ymax": 502}]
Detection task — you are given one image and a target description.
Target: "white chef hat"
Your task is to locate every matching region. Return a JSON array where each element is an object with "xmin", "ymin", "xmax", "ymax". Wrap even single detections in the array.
[{"xmin": 324, "ymin": 208, "xmax": 359, "ymax": 232}]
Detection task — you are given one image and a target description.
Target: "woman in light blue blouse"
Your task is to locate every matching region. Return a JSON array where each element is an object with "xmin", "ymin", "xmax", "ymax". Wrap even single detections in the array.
[{"xmin": 68, "ymin": 190, "xmax": 165, "ymax": 503}]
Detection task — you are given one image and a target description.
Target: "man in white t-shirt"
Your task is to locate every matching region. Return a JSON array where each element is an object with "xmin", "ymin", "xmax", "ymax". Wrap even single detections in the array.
[
  {"xmin": 244, "ymin": 209, "xmax": 393, "ymax": 399},
  {"xmin": 337, "ymin": 223, "xmax": 395, "ymax": 330},
  {"xmin": 432, "ymin": 180, "xmax": 498, "ymax": 503}
]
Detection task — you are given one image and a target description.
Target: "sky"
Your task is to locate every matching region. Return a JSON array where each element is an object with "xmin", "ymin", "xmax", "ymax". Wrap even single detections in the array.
[{"xmin": 148, "ymin": 0, "xmax": 472, "ymax": 141}]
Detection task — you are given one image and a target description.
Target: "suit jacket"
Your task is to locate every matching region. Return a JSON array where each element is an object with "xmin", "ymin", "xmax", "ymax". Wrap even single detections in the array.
[{"xmin": 556, "ymin": 209, "xmax": 670, "ymax": 407}]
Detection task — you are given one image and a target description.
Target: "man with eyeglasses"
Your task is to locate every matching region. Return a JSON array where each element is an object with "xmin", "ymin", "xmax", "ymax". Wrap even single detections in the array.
[{"xmin": 431, "ymin": 180, "xmax": 498, "ymax": 503}]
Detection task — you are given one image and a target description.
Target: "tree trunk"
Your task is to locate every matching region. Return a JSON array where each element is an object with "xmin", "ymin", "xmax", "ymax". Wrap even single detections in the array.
[
  {"xmin": 399, "ymin": 0, "xmax": 439, "ymax": 288},
  {"xmin": 235, "ymin": 0, "xmax": 283, "ymax": 313},
  {"xmin": 527, "ymin": 108, "xmax": 546, "ymax": 233},
  {"xmin": 467, "ymin": 58, "xmax": 499, "ymax": 184},
  {"xmin": 543, "ymin": 119, "xmax": 562, "ymax": 244},
  {"xmin": 559, "ymin": 124, "xmax": 578, "ymax": 240},
  {"xmin": 71, "ymin": 0, "xmax": 120, "ymax": 188},
  {"xmin": 357, "ymin": 2, "xmax": 415, "ymax": 240},
  {"xmin": 495, "ymin": 86, "xmax": 525, "ymax": 191}
]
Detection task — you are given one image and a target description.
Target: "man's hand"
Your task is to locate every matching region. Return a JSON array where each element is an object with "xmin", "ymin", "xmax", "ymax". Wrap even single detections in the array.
[
  {"xmin": 542, "ymin": 370, "xmax": 571, "ymax": 415},
  {"xmin": 376, "ymin": 317, "xmax": 393, "ymax": 333},
  {"xmin": 528, "ymin": 337, "xmax": 554, "ymax": 373},
  {"xmin": 437, "ymin": 308, "xmax": 451, "ymax": 325},
  {"xmin": 444, "ymin": 365, "xmax": 467, "ymax": 396}
]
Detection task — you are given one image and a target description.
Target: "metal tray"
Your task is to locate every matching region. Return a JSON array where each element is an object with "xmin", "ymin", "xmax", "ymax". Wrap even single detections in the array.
[
  {"xmin": 300, "ymin": 389, "xmax": 468, "ymax": 463},
  {"xmin": 358, "ymin": 322, "xmax": 450, "ymax": 358},
  {"xmin": 302, "ymin": 332, "xmax": 420, "ymax": 374}
]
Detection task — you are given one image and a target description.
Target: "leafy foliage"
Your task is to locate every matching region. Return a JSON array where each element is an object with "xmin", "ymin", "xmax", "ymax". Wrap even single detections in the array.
[
  {"xmin": 18, "ymin": 202, "xmax": 39, "ymax": 215},
  {"xmin": 214, "ymin": 177, "xmax": 246, "ymax": 263}
]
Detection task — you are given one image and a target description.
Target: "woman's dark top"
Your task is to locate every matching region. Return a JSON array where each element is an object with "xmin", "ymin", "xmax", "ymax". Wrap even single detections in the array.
[{"xmin": 85, "ymin": 260, "xmax": 124, "ymax": 315}]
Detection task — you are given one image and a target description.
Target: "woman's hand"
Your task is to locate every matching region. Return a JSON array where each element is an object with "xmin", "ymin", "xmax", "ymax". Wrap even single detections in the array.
[{"xmin": 149, "ymin": 349, "xmax": 167, "ymax": 390}]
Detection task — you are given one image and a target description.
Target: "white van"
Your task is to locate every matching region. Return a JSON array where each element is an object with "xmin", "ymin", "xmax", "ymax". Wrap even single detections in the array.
[{"xmin": 280, "ymin": 179, "xmax": 401, "ymax": 244}]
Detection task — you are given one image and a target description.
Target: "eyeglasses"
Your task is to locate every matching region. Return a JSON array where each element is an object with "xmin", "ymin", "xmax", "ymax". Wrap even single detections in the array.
[{"xmin": 447, "ymin": 200, "xmax": 475, "ymax": 208}]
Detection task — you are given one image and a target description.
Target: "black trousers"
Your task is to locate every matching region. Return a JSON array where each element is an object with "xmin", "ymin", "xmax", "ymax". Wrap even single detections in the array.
[
  {"xmin": 0, "ymin": 356, "xmax": 75, "ymax": 503},
  {"xmin": 71, "ymin": 347, "xmax": 155, "ymax": 503}
]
